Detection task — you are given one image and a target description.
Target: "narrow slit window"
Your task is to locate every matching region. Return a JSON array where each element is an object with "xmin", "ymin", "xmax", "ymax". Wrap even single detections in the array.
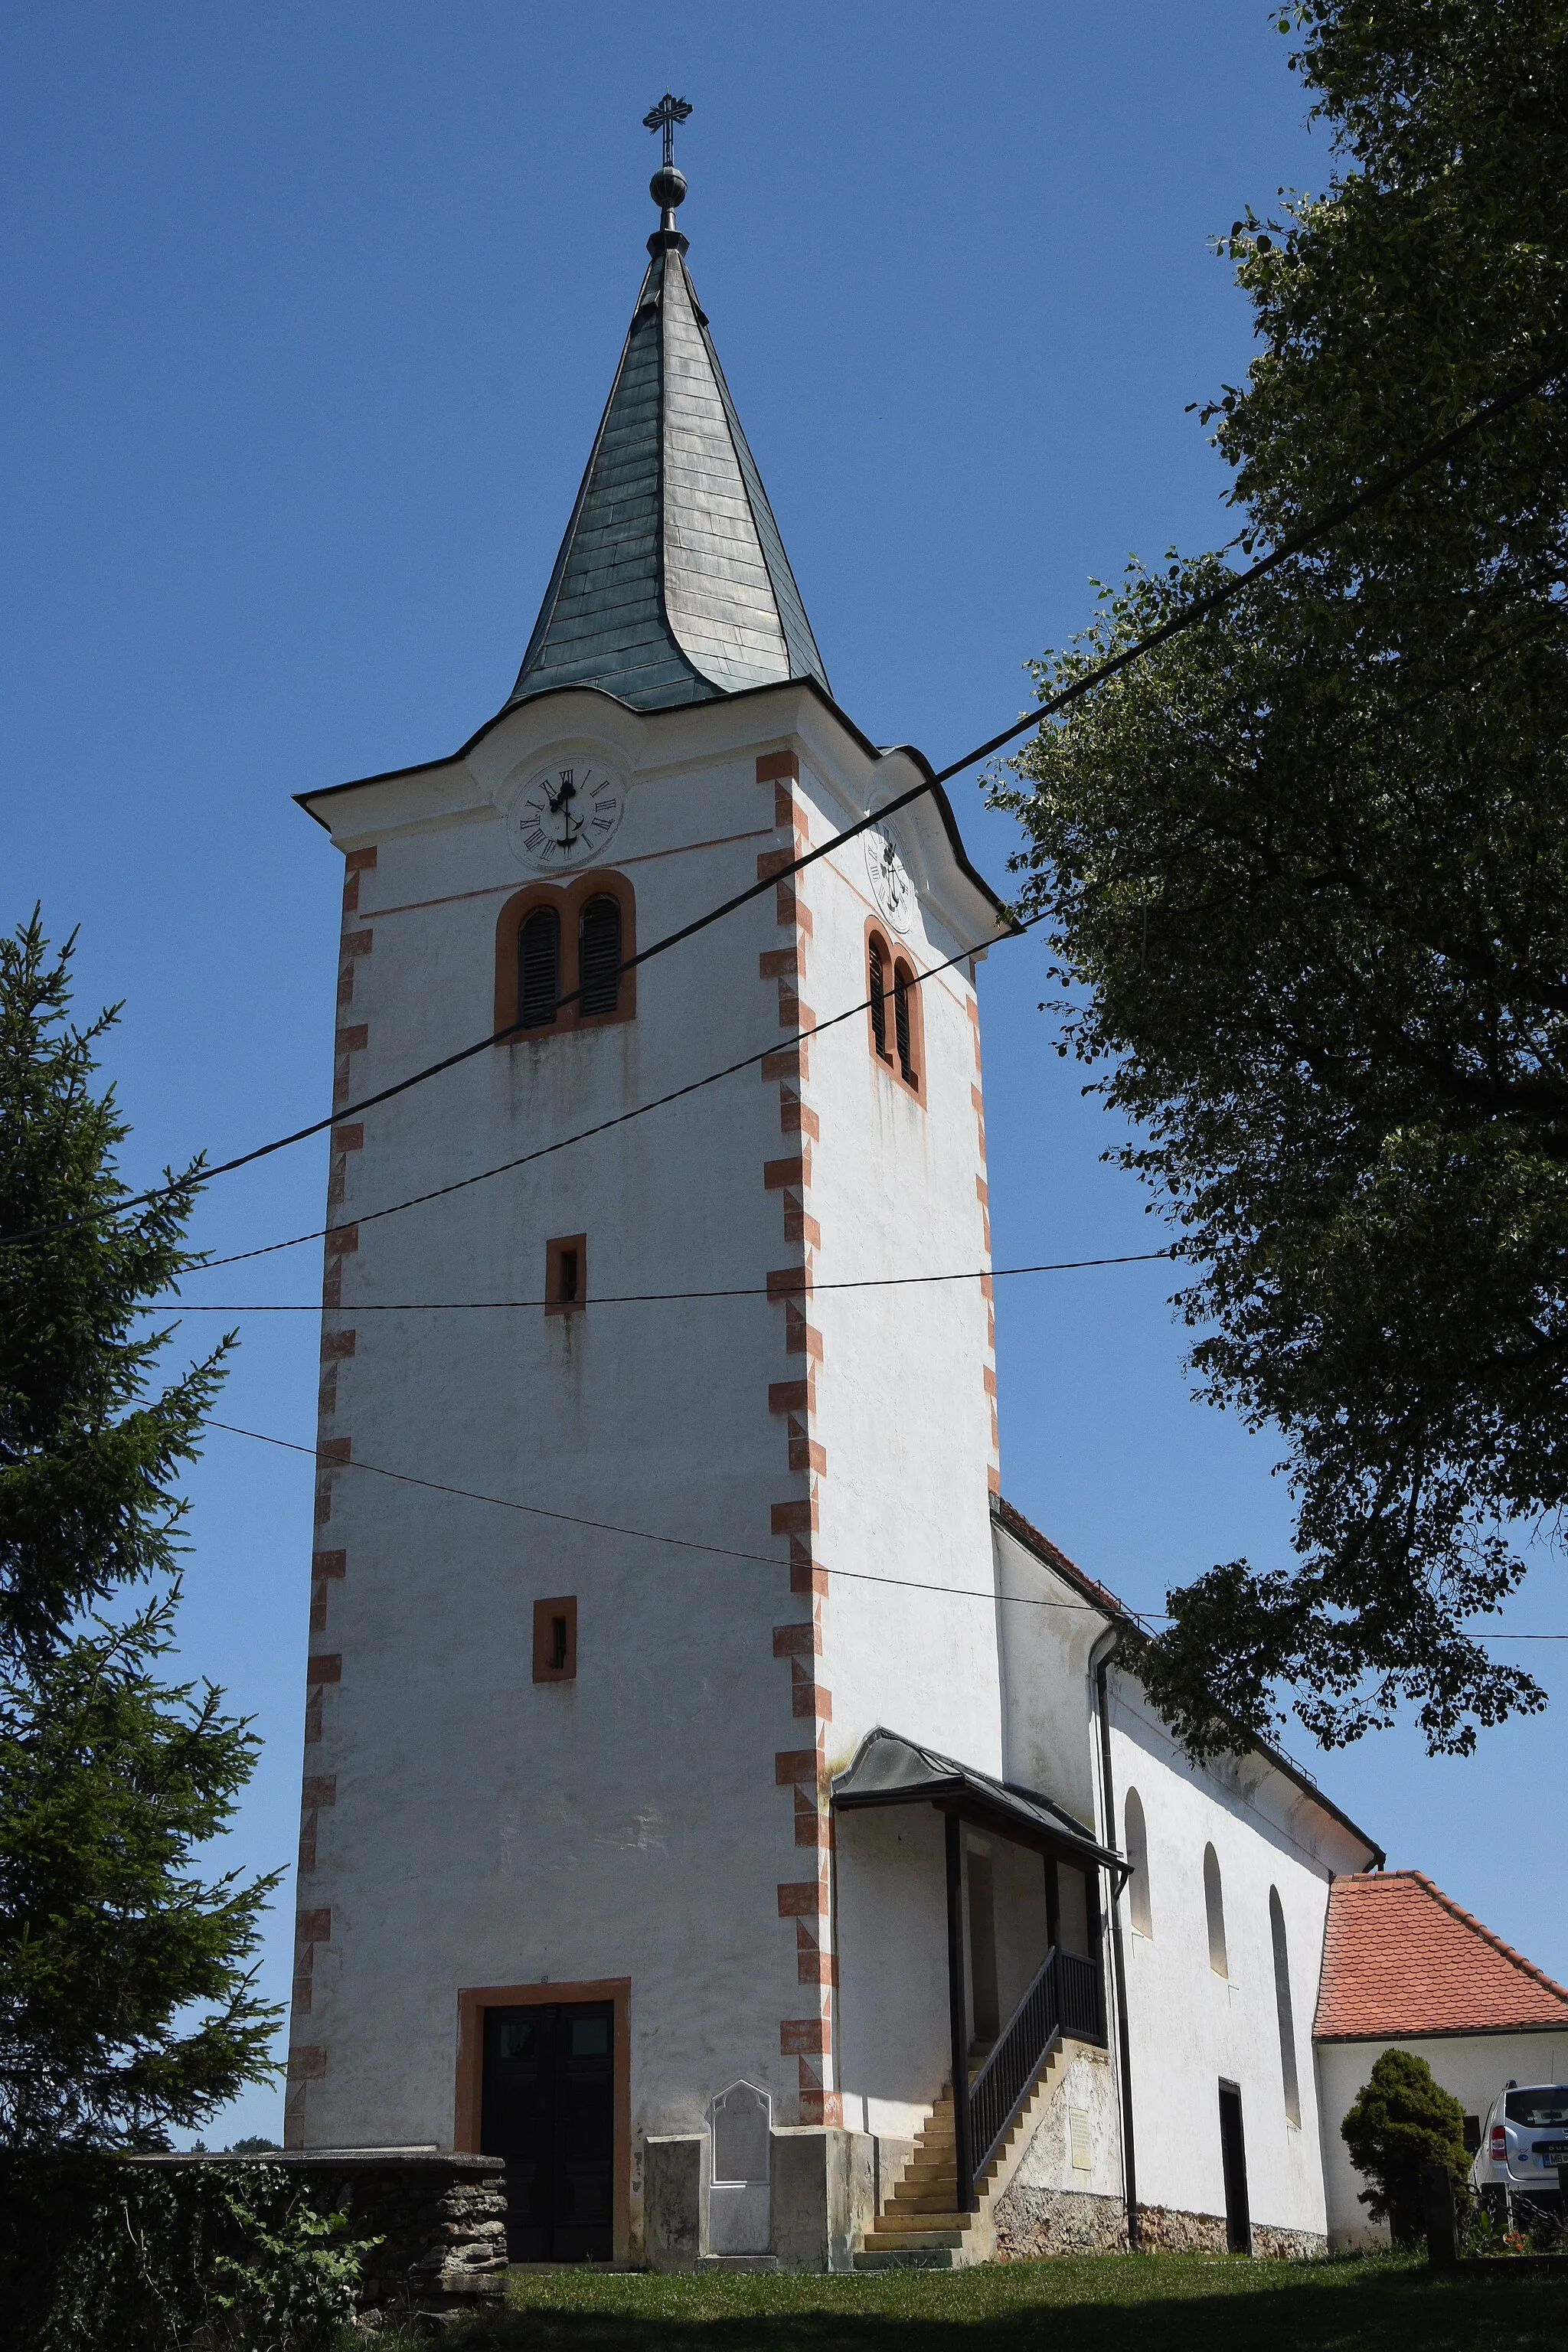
[
  {"xmin": 1125, "ymin": 1788, "xmax": 1152, "ymax": 1938},
  {"xmin": 518, "ymin": 906, "xmax": 561, "ymax": 1028},
  {"xmin": 893, "ymin": 962, "xmax": 918, "ymax": 1087},
  {"xmin": 1203, "ymin": 1843, "xmax": 1228, "ymax": 1978},
  {"xmin": 532, "ymin": 1594, "xmax": 577, "ymax": 1682},
  {"xmin": 869, "ymin": 938, "xmax": 889, "ymax": 1058},
  {"xmin": 578, "ymin": 893, "xmax": 622, "ymax": 1018},
  {"xmin": 545, "ymin": 1233, "xmax": 587, "ymax": 1315},
  {"xmin": 1269, "ymin": 1888, "xmax": 1301, "ymax": 2125}
]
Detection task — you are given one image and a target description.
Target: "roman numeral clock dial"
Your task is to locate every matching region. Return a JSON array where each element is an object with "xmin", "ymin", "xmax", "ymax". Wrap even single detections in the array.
[{"xmin": 508, "ymin": 763, "xmax": 627, "ymax": 872}]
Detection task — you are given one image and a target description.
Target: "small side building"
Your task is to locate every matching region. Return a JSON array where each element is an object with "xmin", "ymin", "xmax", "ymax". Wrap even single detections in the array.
[{"xmin": 1312, "ymin": 1870, "xmax": 1568, "ymax": 2249}]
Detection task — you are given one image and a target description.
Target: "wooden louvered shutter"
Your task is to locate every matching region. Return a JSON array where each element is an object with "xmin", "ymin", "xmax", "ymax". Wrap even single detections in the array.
[
  {"xmin": 518, "ymin": 906, "xmax": 560, "ymax": 1027},
  {"xmin": 893, "ymin": 963, "xmax": 916, "ymax": 1086},
  {"xmin": 578, "ymin": 894, "xmax": 622, "ymax": 1017},
  {"xmin": 869, "ymin": 939, "xmax": 888, "ymax": 1057}
]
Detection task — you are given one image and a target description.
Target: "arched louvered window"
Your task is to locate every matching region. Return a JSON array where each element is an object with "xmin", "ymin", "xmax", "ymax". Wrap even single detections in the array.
[
  {"xmin": 578, "ymin": 893, "xmax": 622, "ymax": 1018},
  {"xmin": 1203, "ymin": 1843, "xmax": 1228, "ymax": 1978},
  {"xmin": 868, "ymin": 936, "xmax": 889, "ymax": 1059},
  {"xmin": 518, "ymin": 906, "xmax": 561, "ymax": 1028},
  {"xmin": 496, "ymin": 878, "xmax": 635, "ymax": 1040},
  {"xmin": 1124, "ymin": 1788, "xmax": 1152, "ymax": 1938},
  {"xmin": 1269, "ymin": 1888, "xmax": 1302, "ymax": 2124},
  {"xmin": 893, "ymin": 961, "xmax": 918, "ymax": 1088}
]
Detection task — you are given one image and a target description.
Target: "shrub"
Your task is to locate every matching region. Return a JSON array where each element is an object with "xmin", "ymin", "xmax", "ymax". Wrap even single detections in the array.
[
  {"xmin": 0, "ymin": 2151, "xmax": 376, "ymax": 2350},
  {"xmin": 1341, "ymin": 2048, "xmax": 1470, "ymax": 2245}
]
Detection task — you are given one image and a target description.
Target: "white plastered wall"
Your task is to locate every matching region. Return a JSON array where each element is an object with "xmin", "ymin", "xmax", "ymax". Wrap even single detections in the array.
[
  {"xmin": 789, "ymin": 744, "xmax": 1004, "ymax": 1779},
  {"xmin": 991, "ymin": 1511, "xmax": 1382, "ymax": 2246},
  {"xmin": 1315, "ymin": 2030, "xmax": 1568, "ymax": 2249},
  {"xmin": 289, "ymin": 680, "xmax": 1013, "ymax": 2229},
  {"xmin": 1106, "ymin": 1680, "xmax": 1374, "ymax": 2241}
]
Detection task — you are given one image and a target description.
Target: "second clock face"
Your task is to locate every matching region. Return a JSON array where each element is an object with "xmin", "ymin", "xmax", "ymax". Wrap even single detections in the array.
[
  {"xmin": 508, "ymin": 763, "xmax": 627, "ymax": 871},
  {"xmin": 864, "ymin": 821, "xmax": 914, "ymax": 933}
]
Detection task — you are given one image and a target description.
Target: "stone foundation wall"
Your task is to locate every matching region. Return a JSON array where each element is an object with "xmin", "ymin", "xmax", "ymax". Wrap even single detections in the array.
[
  {"xmin": 1136, "ymin": 2202, "xmax": 1325, "ymax": 2259},
  {"xmin": 992, "ymin": 2184, "xmax": 1129, "ymax": 2258},
  {"xmin": 992, "ymin": 2182, "xmax": 1328, "ymax": 2263},
  {"xmin": 129, "ymin": 2151, "xmax": 508, "ymax": 2314}
]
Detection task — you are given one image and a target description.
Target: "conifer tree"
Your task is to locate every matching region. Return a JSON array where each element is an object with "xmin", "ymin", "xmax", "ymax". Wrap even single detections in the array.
[
  {"xmin": 0, "ymin": 913, "xmax": 280, "ymax": 2145},
  {"xmin": 1341, "ymin": 2048, "xmax": 1470, "ymax": 2244}
]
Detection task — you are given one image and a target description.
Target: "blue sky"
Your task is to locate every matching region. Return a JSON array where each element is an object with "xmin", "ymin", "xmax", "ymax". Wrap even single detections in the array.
[{"xmin": 4, "ymin": 3, "xmax": 1560, "ymax": 2146}]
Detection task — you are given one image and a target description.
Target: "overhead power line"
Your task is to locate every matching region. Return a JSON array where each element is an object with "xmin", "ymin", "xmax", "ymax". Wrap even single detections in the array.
[
  {"xmin": 205, "ymin": 1418, "xmax": 1138, "ymax": 1620},
  {"xmin": 206, "ymin": 1418, "xmax": 1568, "ymax": 1641},
  {"xmin": 185, "ymin": 923, "xmax": 1037, "ymax": 1269},
  {"xmin": 6, "ymin": 350, "xmax": 1556, "ymax": 1263},
  {"xmin": 152, "ymin": 1251, "xmax": 1174, "ymax": 1312}
]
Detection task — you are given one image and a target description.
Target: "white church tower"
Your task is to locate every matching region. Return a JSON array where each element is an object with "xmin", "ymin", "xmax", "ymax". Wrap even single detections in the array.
[{"xmin": 282, "ymin": 105, "xmax": 1128, "ymax": 2266}]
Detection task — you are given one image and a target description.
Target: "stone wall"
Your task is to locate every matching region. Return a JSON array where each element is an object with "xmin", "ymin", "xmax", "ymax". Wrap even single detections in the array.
[
  {"xmin": 992, "ymin": 2181, "xmax": 1328, "ymax": 2262},
  {"xmin": 992, "ymin": 2184, "xmax": 1129, "ymax": 2257},
  {"xmin": 129, "ymin": 2151, "xmax": 508, "ymax": 2316}
]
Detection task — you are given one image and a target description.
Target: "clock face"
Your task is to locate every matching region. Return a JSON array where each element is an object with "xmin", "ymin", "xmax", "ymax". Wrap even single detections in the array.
[
  {"xmin": 864, "ymin": 822, "xmax": 913, "ymax": 933},
  {"xmin": 508, "ymin": 762, "xmax": 627, "ymax": 871}
]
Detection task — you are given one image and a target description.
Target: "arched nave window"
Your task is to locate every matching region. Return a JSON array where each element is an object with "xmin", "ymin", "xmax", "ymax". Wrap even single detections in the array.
[
  {"xmin": 1269, "ymin": 1887, "xmax": 1302, "ymax": 2125},
  {"xmin": 1123, "ymin": 1788, "xmax": 1152, "ymax": 1937},
  {"xmin": 1203, "ymin": 1843, "xmax": 1228, "ymax": 1978}
]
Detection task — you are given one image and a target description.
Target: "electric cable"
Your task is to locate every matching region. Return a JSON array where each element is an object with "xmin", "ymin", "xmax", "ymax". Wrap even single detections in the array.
[
  {"xmin": 5, "ymin": 348, "xmax": 1555, "ymax": 1258},
  {"xmin": 181, "ymin": 921, "xmax": 1036, "ymax": 1268},
  {"xmin": 205, "ymin": 1418, "xmax": 1143, "ymax": 1620},
  {"xmin": 149, "ymin": 1252, "xmax": 1174, "ymax": 1312},
  {"xmin": 166, "ymin": 572, "xmax": 1568, "ymax": 1275},
  {"xmin": 205, "ymin": 1419, "xmax": 1568, "ymax": 1639}
]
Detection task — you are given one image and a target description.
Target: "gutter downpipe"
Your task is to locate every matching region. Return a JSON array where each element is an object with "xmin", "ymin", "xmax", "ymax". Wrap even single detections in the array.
[{"xmin": 1093, "ymin": 1626, "xmax": 1140, "ymax": 2251}]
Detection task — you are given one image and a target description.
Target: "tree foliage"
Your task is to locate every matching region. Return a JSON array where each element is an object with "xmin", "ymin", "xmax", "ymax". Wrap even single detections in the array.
[
  {"xmin": 0, "ymin": 914, "xmax": 223, "ymax": 1658},
  {"xmin": 0, "ymin": 915, "xmax": 279, "ymax": 2145},
  {"xmin": 1, "ymin": 2150, "xmax": 373, "ymax": 2350},
  {"xmin": 1340, "ymin": 2047, "xmax": 1470, "ymax": 2245},
  {"xmin": 995, "ymin": 0, "xmax": 1568, "ymax": 1755}
]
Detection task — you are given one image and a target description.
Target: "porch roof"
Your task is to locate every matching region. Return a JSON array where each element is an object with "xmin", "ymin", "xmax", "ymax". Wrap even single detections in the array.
[{"xmin": 831, "ymin": 1728, "xmax": 1127, "ymax": 1878}]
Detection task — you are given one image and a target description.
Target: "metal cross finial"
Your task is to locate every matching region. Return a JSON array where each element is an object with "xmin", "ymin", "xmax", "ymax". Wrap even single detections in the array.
[{"xmin": 642, "ymin": 91, "xmax": 692, "ymax": 172}]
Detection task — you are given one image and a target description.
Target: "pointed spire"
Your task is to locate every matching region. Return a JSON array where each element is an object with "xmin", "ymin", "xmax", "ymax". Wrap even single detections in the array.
[{"xmin": 507, "ymin": 105, "xmax": 829, "ymax": 714}]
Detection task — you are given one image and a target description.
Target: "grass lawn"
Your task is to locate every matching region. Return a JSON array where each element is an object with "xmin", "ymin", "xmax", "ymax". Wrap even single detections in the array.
[{"xmin": 427, "ymin": 2251, "xmax": 1568, "ymax": 2350}]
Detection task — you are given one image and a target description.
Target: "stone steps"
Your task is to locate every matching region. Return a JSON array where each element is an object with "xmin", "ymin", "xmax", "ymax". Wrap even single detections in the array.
[{"xmin": 855, "ymin": 2039, "xmax": 1070, "ymax": 2271}]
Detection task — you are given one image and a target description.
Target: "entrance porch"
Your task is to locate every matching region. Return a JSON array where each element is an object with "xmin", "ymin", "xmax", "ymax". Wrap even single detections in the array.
[{"xmin": 831, "ymin": 1730, "xmax": 1127, "ymax": 2265}]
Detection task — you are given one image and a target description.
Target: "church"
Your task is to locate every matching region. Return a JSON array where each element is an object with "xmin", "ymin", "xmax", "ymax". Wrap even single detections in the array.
[{"xmin": 279, "ymin": 109, "xmax": 1528, "ymax": 2272}]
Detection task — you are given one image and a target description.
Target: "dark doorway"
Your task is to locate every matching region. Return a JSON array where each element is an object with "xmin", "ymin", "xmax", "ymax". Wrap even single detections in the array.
[
  {"xmin": 1217, "ymin": 2079, "xmax": 1251, "ymax": 2254},
  {"xmin": 481, "ymin": 2001, "xmax": 614, "ymax": 2261}
]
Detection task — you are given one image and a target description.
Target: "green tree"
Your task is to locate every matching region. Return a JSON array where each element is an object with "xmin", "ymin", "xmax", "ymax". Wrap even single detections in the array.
[
  {"xmin": 1341, "ymin": 2047, "xmax": 1470, "ymax": 2245},
  {"xmin": 994, "ymin": 0, "xmax": 1568, "ymax": 1756},
  {"xmin": 0, "ymin": 914, "xmax": 280, "ymax": 2144}
]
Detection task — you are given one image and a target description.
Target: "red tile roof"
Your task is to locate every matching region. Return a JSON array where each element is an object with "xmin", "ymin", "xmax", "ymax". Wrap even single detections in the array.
[{"xmin": 1314, "ymin": 1870, "xmax": 1568, "ymax": 2040}]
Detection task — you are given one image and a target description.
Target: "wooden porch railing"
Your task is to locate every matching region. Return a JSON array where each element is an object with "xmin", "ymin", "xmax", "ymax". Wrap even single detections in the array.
[{"xmin": 962, "ymin": 1945, "xmax": 1106, "ymax": 2205}]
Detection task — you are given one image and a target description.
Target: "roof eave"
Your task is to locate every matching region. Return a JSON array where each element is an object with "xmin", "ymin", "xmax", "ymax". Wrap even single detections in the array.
[
  {"xmin": 295, "ymin": 675, "xmax": 1016, "ymax": 926},
  {"xmin": 991, "ymin": 1491, "xmax": 1386, "ymax": 1868},
  {"xmin": 1315, "ymin": 2020, "xmax": 1568, "ymax": 2043}
]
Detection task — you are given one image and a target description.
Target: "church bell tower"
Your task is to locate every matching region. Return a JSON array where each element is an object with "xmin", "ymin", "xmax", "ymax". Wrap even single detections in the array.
[{"xmin": 286, "ymin": 102, "xmax": 1013, "ymax": 2265}]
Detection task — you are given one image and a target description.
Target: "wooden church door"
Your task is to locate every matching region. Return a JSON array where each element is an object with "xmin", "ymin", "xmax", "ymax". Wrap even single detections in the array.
[{"xmin": 480, "ymin": 2001, "xmax": 615, "ymax": 2260}]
